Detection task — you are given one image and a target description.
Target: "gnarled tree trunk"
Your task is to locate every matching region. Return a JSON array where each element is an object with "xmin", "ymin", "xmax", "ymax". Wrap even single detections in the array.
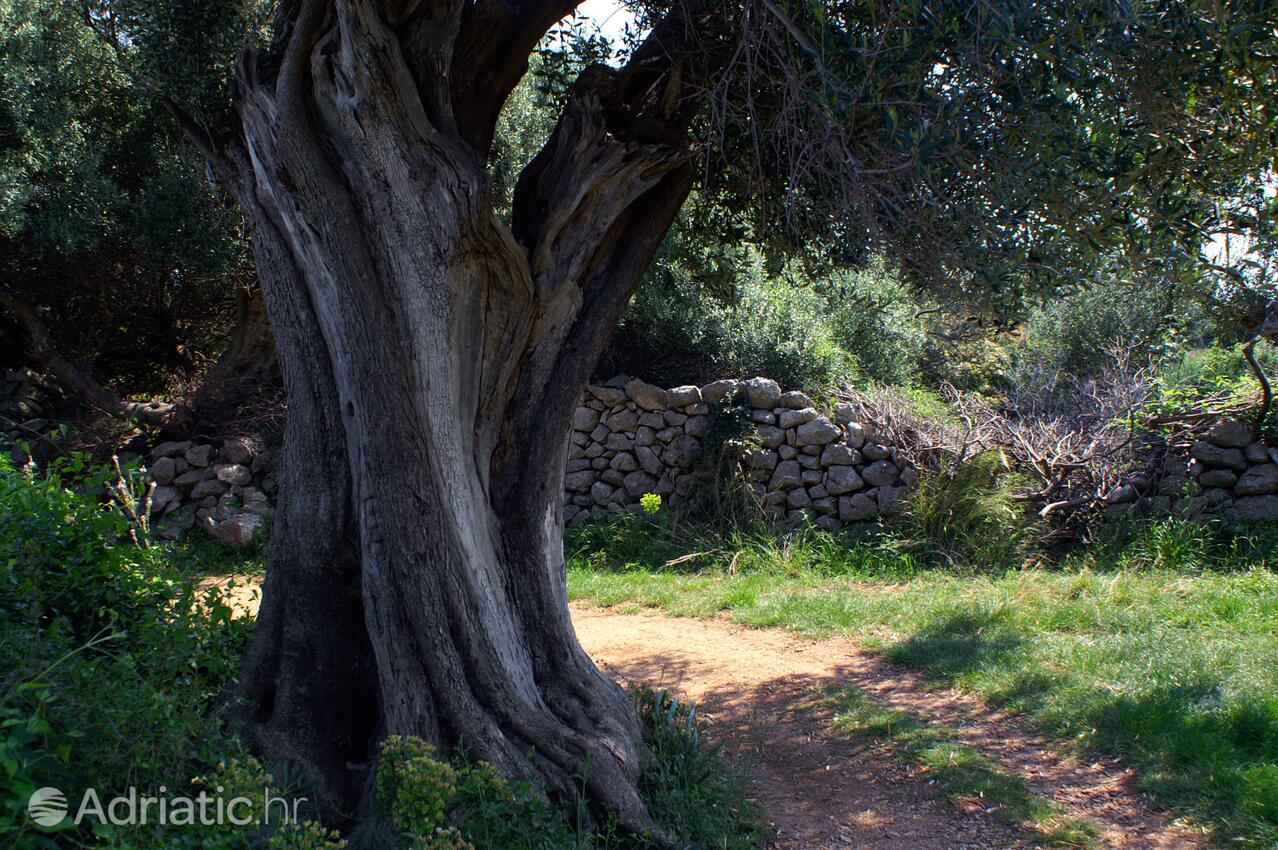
[{"xmin": 187, "ymin": 0, "xmax": 710, "ymax": 834}]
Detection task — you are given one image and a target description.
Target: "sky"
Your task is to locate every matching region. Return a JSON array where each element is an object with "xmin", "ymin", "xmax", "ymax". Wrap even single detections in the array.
[{"xmin": 576, "ymin": 0, "xmax": 635, "ymax": 46}]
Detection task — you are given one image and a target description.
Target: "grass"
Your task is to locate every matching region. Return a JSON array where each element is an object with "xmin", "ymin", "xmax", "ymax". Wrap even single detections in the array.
[
  {"xmin": 565, "ymin": 513, "xmax": 1278, "ymax": 847},
  {"xmin": 813, "ymin": 686, "xmax": 1098, "ymax": 847}
]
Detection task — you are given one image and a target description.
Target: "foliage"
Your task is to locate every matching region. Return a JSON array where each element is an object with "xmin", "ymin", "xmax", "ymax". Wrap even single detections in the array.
[
  {"xmin": 0, "ymin": 0, "xmax": 248, "ymax": 389},
  {"xmin": 900, "ymin": 451, "xmax": 1041, "ymax": 571},
  {"xmin": 0, "ymin": 455, "xmax": 257, "ymax": 849},
  {"xmin": 635, "ymin": 688, "xmax": 766, "ymax": 850},
  {"xmin": 369, "ymin": 698, "xmax": 763, "ymax": 850},
  {"xmin": 0, "ymin": 453, "xmax": 174, "ymax": 640}
]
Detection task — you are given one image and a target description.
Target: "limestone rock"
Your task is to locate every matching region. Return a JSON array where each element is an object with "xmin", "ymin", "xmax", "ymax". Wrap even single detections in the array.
[
  {"xmin": 778, "ymin": 407, "xmax": 818, "ymax": 429},
  {"xmin": 667, "ymin": 385, "xmax": 702, "ymax": 406},
  {"xmin": 1245, "ymin": 443, "xmax": 1271, "ymax": 464},
  {"xmin": 636, "ymin": 446, "xmax": 663, "ymax": 476},
  {"xmin": 769, "ymin": 460, "xmax": 804, "ymax": 490},
  {"xmin": 746, "ymin": 450, "xmax": 779, "ymax": 471},
  {"xmin": 1226, "ymin": 495, "xmax": 1278, "ymax": 522},
  {"xmin": 862, "ymin": 460, "xmax": 900, "ymax": 487},
  {"xmin": 1235, "ymin": 464, "xmax": 1278, "ymax": 496},
  {"xmin": 605, "ymin": 409, "xmax": 640, "ymax": 432},
  {"xmin": 589, "ymin": 385, "xmax": 628, "ymax": 407},
  {"xmin": 150, "ymin": 485, "xmax": 183, "ymax": 516},
  {"xmin": 834, "ymin": 402, "xmax": 856, "ymax": 425},
  {"xmin": 590, "ymin": 482, "xmax": 615, "ymax": 504},
  {"xmin": 844, "ymin": 422, "xmax": 865, "ymax": 448},
  {"xmin": 861, "ymin": 442, "xmax": 889, "ymax": 461},
  {"xmin": 1197, "ymin": 469, "xmax": 1238, "ymax": 489},
  {"xmin": 215, "ymin": 463, "xmax": 253, "ymax": 486},
  {"xmin": 151, "ymin": 456, "xmax": 179, "ymax": 486},
  {"xmin": 685, "ymin": 416, "xmax": 708, "ymax": 437},
  {"xmin": 778, "ymin": 390, "xmax": 814, "ymax": 409},
  {"xmin": 820, "ymin": 444, "xmax": 860, "ymax": 466},
  {"xmin": 623, "ymin": 471, "xmax": 658, "ymax": 498},
  {"xmin": 1206, "ymin": 419, "xmax": 1254, "ymax": 448},
  {"xmin": 610, "ymin": 452, "xmax": 639, "ymax": 473},
  {"xmin": 191, "ymin": 478, "xmax": 229, "ymax": 500},
  {"xmin": 151, "ymin": 440, "xmax": 193, "ymax": 460},
  {"xmin": 565, "ymin": 471, "xmax": 594, "ymax": 492},
  {"xmin": 795, "ymin": 417, "xmax": 840, "ymax": 447},
  {"xmin": 876, "ymin": 486, "xmax": 907, "ymax": 513},
  {"xmin": 743, "ymin": 377, "xmax": 782, "ymax": 409},
  {"xmin": 751, "ymin": 409, "xmax": 777, "ymax": 425},
  {"xmin": 667, "ymin": 435, "xmax": 700, "ymax": 468},
  {"xmin": 174, "ymin": 467, "xmax": 212, "ymax": 491},
  {"xmin": 838, "ymin": 493, "xmax": 878, "ymax": 522},
  {"xmin": 756, "ymin": 425, "xmax": 785, "ymax": 449},
  {"xmin": 221, "ymin": 438, "xmax": 254, "ymax": 465},
  {"xmin": 1190, "ymin": 441, "xmax": 1247, "ymax": 471},
  {"xmin": 185, "ymin": 444, "xmax": 215, "ymax": 468},
  {"xmin": 700, "ymin": 379, "xmax": 739, "ymax": 404},
  {"xmin": 825, "ymin": 466, "xmax": 865, "ymax": 496},
  {"xmin": 626, "ymin": 379, "xmax": 669, "ymax": 411},
  {"xmin": 201, "ymin": 513, "xmax": 265, "ymax": 549},
  {"xmin": 573, "ymin": 406, "xmax": 600, "ymax": 431}
]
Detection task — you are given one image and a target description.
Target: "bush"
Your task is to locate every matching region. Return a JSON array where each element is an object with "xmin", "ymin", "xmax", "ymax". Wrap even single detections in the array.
[
  {"xmin": 0, "ymin": 456, "xmax": 255, "ymax": 850},
  {"xmin": 0, "ymin": 454, "xmax": 174, "ymax": 640},
  {"xmin": 365, "ymin": 690, "xmax": 764, "ymax": 850},
  {"xmin": 901, "ymin": 452, "xmax": 1041, "ymax": 570}
]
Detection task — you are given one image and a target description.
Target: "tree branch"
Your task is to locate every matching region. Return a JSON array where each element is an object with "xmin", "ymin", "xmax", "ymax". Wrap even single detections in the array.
[
  {"xmin": 449, "ymin": 0, "xmax": 584, "ymax": 154},
  {"xmin": 0, "ymin": 291, "xmax": 191, "ymax": 432}
]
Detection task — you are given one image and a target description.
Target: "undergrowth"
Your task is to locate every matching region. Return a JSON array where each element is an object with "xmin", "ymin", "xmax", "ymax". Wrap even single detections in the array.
[{"xmin": 2, "ymin": 456, "xmax": 763, "ymax": 849}]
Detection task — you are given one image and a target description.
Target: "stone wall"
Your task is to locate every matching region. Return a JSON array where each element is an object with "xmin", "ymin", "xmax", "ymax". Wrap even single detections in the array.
[
  {"xmin": 146, "ymin": 438, "xmax": 276, "ymax": 547},
  {"xmin": 565, "ymin": 376, "xmax": 916, "ymax": 529},
  {"xmin": 1187, "ymin": 420, "xmax": 1278, "ymax": 521}
]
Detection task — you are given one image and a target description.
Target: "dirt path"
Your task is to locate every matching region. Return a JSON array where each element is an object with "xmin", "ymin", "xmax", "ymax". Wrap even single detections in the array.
[
  {"xmin": 571, "ymin": 605, "xmax": 1204, "ymax": 850},
  {"xmin": 205, "ymin": 577, "xmax": 1203, "ymax": 849}
]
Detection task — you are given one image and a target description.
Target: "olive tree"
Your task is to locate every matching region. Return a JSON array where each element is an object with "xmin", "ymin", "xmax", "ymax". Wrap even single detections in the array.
[{"xmin": 82, "ymin": 0, "xmax": 1278, "ymax": 834}]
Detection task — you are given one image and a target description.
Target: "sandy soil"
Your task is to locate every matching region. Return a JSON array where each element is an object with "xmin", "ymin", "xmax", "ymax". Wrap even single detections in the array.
[{"xmin": 204, "ymin": 576, "xmax": 1205, "ymax": 849}]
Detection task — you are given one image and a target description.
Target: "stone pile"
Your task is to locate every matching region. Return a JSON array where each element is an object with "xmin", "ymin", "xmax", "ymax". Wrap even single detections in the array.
[
  {"xmin": 565, "ymin": 376, "xmax": 917, "ymax": 529},
  {"xmin": 146, "ymin": 437, "xmax": 276, "ymax": 548}
]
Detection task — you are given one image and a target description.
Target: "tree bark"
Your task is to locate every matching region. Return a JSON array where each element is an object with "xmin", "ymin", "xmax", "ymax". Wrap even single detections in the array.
[{"xmin": 196, "ymin": 0, "xmax": 709, "ymax": 834}]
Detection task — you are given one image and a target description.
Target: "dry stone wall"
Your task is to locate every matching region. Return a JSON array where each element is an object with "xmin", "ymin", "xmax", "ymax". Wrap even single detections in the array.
[
  {"xmin": 565, "ymin": 376, "xmax": 917, "ymax": 528},
  {"xmin": 1097, "ymin": 418, "xmax": 1278, "ymax": 522},
  {"xmin": 146, "ymin": 437, "xmax": 276, "ymax": 547},
  {"xmin": 1187, "ymin": 420, "xmax": 1278, "ymax": 521}
]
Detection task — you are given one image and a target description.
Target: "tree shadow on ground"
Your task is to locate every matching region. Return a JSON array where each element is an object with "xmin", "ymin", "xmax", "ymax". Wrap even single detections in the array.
[{"xmin": 883, "ymin": 608, "xmax": 1026, "ymax": 680}]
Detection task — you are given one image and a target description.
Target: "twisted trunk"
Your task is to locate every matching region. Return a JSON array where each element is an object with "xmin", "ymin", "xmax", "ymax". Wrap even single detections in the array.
[{"xmin": 202, "ymin": 0, "xmax": 703, "ymax": 833}]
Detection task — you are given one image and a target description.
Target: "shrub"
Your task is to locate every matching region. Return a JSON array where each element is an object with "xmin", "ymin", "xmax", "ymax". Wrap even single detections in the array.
[
  {"xmin": 0, "ymin": 456, "xmax": 254, "ymax": 850},
  {"xmin": 902, "ymin": 452, "xmax": 1040, "ymax": 570},
  {"xmin": 0, "ymin": 454, "xmax": 172, "ymax": 640}
]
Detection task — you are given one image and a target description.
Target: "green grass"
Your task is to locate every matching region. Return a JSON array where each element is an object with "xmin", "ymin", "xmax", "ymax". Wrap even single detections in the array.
[
  {"xmin": 813, "ymin": 686, "xmax": 1098, "ymax": 847},
  {"xmin": 566, "ymin": 514, "xmax": 1278, "ymax": 847}
]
